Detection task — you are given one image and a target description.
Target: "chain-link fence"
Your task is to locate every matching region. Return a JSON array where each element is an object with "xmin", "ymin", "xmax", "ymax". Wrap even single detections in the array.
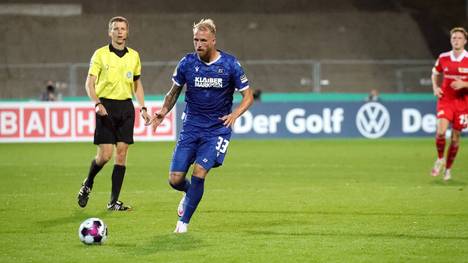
[{"xmin": 0, "ymin": 59, "xmax": 434, "ymax": 99}]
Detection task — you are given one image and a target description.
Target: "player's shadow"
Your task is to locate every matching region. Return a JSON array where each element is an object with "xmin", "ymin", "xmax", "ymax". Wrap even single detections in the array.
[
  {"xmin": 215, "ymin": 209, "xmax": 468, "ymax": 241},
  {"xmin": 112, "ymin": 233, "xmax": 203, "ymax": 255},
  {"xmin": 203, "ymin": 209, "xmax": 468, "ymax": 217},
  {"xmin": 242, "ymin": 230, "xmax": 468, "ymax": 241},
  {"xmin": 35, "ymin": 209, "xmax": 109, "ymax": 228},
  {"xmin": 430, "ymin": 179, "xmax": 467, "ymax": 187}
]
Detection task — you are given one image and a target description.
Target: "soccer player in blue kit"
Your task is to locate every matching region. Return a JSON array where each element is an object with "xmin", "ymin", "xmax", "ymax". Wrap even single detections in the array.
[{"xmin": 149, "ymin": 19, "xmax": 254, "ymax": 233}]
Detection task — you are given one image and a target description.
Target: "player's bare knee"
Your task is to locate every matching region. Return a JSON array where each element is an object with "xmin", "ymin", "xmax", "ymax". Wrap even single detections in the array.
[
  {"xmin": 169, "ymin": 172, "xmax": 185, "ymax": 185},
  {"xmin": 169, "ymin": 173, "xmax": 182, "ymax": 184},
  {"xmin": 193, "ymin": 164, "xmax": 208, "ymax": 179},
  {"xmin": 436, "ymin": 130, "xmax": 446, "ymax": 138},
  {"xmin": 451, "ymin": 133, "xmax": 461, "ymax": 145}
]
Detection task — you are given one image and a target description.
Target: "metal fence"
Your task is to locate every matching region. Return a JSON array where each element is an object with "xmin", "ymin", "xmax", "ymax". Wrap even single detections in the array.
[{"xmin": 0, "ymin": 59, "xmax": 434, "ymax": 99}]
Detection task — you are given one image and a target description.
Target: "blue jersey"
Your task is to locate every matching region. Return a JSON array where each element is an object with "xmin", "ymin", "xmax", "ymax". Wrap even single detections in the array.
[{"xmin": 172, "ymin": 50, "xmax": 250, "ymax": 128}]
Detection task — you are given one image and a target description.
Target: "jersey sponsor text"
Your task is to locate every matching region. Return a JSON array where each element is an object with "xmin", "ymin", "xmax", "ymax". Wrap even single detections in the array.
[{"xmin": 194, "ymin": 77, "xmax": 223, "ymax": 88}]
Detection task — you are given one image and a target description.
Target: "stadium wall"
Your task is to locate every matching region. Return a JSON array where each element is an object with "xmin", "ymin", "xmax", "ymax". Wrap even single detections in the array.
[{"xmin": 1, "ymin": 11, "xmax": 433, "ymax": 97}]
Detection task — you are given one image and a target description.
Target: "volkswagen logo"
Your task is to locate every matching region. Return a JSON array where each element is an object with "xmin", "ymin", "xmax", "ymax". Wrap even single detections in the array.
[{"xmin": 355, "ymin": 102, "xmax": 390, "ymax": 139}]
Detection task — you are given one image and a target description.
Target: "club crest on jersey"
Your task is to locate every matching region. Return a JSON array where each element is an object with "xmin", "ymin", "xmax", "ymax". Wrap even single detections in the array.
[
  {"xmin": 458, "ymin": 67, "xmax": 468, "ymax": 73},
  {"xmin": 195, "ymin": 66, "xmax": 199, "ymax": 72},
  {"xmin": 218, "ymin": 68, "xmax": 224, "ymax": 74},
  {"xmin": 240, "ymin": 74, "xmax": 248, "ymax": 83},
  {"xmin": 194, "ymin": 77, "xmax": 223, "ymax": 88}
]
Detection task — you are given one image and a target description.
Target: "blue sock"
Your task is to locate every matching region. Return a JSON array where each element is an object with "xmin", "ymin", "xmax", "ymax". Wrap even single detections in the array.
[
  {"xmin": 180, "ymin": 176, "xmax": 205, "ymax": 224},
  {"xmin": 169, "ymin": 178, "xmax": 190, "ymax": 193}
]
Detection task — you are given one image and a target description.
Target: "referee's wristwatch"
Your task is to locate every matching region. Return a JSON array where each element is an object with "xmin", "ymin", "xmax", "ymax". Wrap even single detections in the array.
[{"xmin": 140, "ymin": 107, "xmax": 147, "ymax": 113}]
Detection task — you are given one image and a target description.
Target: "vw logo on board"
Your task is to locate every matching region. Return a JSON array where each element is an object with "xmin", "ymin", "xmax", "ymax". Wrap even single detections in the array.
[{"xmin": 355, "ymin": 102, "xmax": 390, "ymax": 139}]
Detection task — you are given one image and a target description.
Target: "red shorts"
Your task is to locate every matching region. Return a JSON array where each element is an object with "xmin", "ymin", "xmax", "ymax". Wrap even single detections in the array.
[{"xmin": 437, "ymin": 99, "xmax": 467, "ymax": 130}]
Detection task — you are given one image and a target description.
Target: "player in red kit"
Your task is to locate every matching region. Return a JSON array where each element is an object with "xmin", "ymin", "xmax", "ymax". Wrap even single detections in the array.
[{"xmin": 431, "ymin": 27, "xmax": 468, "ymax": 181}]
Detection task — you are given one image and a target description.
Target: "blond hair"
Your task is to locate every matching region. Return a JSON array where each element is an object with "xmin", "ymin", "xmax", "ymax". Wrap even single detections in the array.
[
  {"xmin": 193, "ymin": 18, "xmax": 216, "ymax": 35},
  {"xmin": 108, "ymin": 16, "xmax": 129, "ymax": 32},
  {"xmin": 450, "ymin": 27, "xmax": 467, "ymax": 39}
]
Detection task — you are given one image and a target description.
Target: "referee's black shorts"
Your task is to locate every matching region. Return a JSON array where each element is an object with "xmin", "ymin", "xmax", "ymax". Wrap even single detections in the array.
[{"xmin": 94, "ymin": 98, "xmax": 135, "ymax": 145}]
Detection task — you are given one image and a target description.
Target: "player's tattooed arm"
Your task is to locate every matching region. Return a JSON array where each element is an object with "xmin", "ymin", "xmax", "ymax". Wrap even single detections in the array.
[
  {"xmin": 161, "ymin": 83, "xmax": 183, "ymax": 116},
  {"xmin": 148, "ymin": 83, "xmax": 182, "ymax": 131}
]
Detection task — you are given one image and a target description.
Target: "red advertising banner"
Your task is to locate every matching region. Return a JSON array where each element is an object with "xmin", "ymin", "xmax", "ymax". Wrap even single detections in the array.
[{"xmin": 0, "ymin": 102, "xmax": 176, "ymax": 142}]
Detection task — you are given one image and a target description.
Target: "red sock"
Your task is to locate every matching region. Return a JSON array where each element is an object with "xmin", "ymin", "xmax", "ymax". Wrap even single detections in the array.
[
  {"xmin": 435, "ymin": 135, "xmax": 446, "ymax": 159},
  {"xmin": 446, "ymin": 143, "xmax": 459, "ymax": 169}
]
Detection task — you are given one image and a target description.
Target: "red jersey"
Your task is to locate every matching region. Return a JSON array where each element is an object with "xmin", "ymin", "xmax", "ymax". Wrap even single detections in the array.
[
  {"xmin": 433, "ymin": 50, "xmax": 468, "ymax": 129},
  {"xmin": 433, "ymin": 50, "xmax": 468, "ymax": 103}
]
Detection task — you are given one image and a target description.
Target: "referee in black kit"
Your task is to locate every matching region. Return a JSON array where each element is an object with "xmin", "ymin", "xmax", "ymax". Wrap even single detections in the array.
[{"xmin": 77, "ymin": 16, "xmax": 151, "ymax": 211}]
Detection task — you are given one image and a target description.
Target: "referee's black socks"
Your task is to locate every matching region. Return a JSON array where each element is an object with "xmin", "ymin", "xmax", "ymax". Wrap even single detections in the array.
[
  {"xmin": 110, "ymin": 165, "xmax": 126, "ymax": 204},
  {"xmin": 85, "ymin": 159, "xmax": 104, "ymax": 189}
]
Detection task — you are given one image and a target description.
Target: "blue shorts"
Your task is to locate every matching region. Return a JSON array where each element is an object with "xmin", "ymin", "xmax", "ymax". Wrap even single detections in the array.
[{"xmin": 170, "ymin": 124, "xmax": 232, "ymax": 172}]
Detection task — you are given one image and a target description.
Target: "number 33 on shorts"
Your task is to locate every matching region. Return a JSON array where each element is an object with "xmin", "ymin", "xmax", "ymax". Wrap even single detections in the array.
[{"xmin": 216, "ymin": 136, "xmax": 229, "ymax": 154}]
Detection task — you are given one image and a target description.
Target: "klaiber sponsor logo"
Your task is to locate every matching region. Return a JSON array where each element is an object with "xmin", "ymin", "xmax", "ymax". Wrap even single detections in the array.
[
  {"xmin": 194, "ymin": 77, "xmax": 223, "ymax": 88},
  {"xmin": 355, "ymin": 102, "xmax": 390, "ymax": 139}
]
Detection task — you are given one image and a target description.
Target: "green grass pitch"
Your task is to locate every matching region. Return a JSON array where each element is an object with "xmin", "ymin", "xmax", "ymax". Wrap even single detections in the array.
[{"xmin": 0, "ymin": 139, "xmax": 467, "ymax": 262}]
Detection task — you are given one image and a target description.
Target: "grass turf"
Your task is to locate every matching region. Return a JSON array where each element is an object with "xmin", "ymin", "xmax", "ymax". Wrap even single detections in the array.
[{"xmin": 0, "ymin": 139, "xmax": 467, "ymax": 262}]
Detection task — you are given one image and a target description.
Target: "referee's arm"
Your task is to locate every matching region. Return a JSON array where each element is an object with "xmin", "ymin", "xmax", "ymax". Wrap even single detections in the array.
[
  {"xmin": 134, "ymin": 78, "xmax": 150, "ymax": 124},
  {"xmin": 85, "ymin": 74, "xmax": 107, "ymax": 116},
  {"xmin": 85, "ymin": 75, "xmax": 99, "ymax": 104}
]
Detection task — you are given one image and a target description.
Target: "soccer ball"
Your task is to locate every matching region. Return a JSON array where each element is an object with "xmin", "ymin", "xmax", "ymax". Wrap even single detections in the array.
[{"xmin": 78, "ymin": 218, "xmax": 108, "ymax": 245}]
